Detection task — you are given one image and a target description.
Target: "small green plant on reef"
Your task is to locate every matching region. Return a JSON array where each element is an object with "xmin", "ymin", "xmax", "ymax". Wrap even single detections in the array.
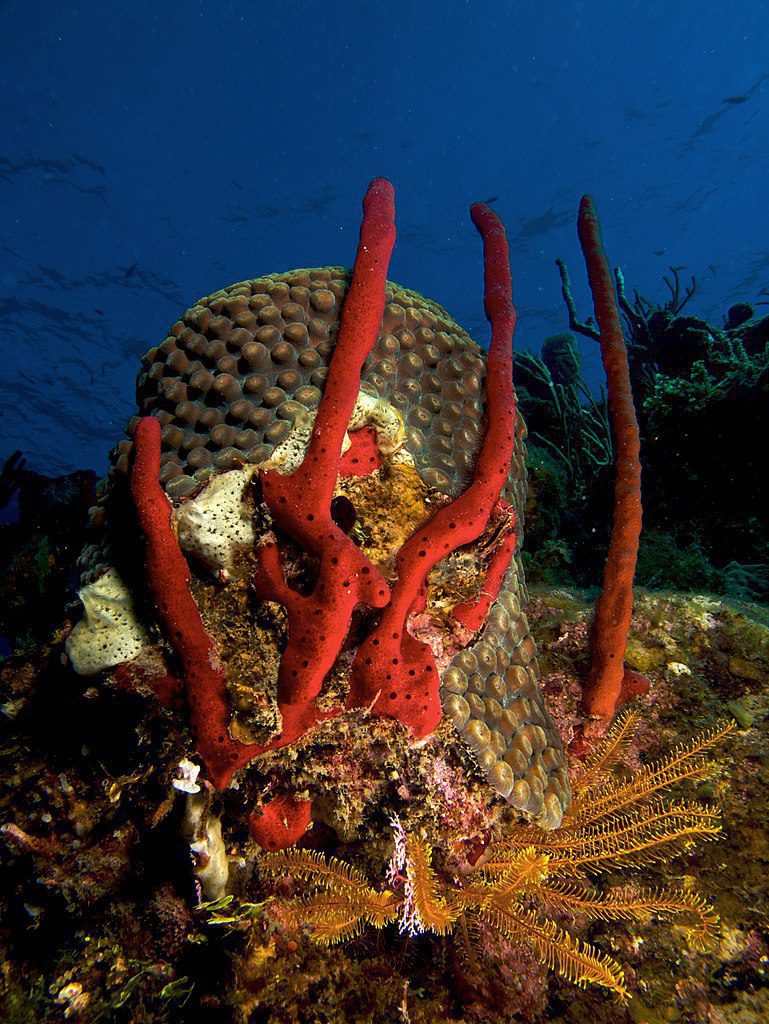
[{"xmin": 198, "ymin": 894, "xmax": 270, "ymax": 932}]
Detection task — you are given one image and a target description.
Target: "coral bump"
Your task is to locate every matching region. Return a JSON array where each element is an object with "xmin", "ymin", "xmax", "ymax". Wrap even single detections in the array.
[{"xmin": 576, "ymin": 196, "xmax": 644, "ymax": 724}]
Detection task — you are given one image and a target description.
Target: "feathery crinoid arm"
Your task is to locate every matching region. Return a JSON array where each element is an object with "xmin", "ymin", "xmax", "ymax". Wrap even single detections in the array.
[
  {"xmin": 544, "ymin": 799, "xmax": 722, "ymax": 873},
  {"xmin": 476, "ymin": 845, "xmax": 551, "ymax": 890},
  {"xmin": 403, "ymin": 835, "xmax": 460, "ymax": 935},
  {"xmin": 567, "ymin": 721, "xmax": 736, "ymax": 826},
  {"xmin": 259, "ymin": 848, "xmax": 371, "ymax": 890},
  {"xmin": 570, "ymin": 710, "xmax": 640, "ymax": 798},
  {"xmin": 479, "ymin": 899, "xmax": 629, "ymax": 1002},
  {"xmin": 453, "ymin": 912, "xmax": 483, "ymax": 971},
  {"xmin": 259, "ymin": 848, "xmax": 399, "ymax": 943},
  {"xmin": 536, "ymin": 880, "xmax": 720, "ymax": 950},
  {"xmin": 289, "ymin": 889, "xmax": 399, "ymax": 944}
]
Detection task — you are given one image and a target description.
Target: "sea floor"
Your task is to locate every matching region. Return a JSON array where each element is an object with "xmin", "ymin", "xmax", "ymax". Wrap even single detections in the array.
[
  {"xmin": 527, "ymin": 587, "xmax": 769, "ymax": 1024},
  {"xmin": 0, "ymin": 585, "xmax": 767, "ymax": 1023}
]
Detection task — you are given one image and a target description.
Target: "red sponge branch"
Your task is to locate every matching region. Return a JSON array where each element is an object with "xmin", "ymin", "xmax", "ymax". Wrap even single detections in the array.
[
  {"xmin": 130, "ymin": 181, "xmax": 399, "ymax": 800},
  {"xmin": 128, "ymin": 186, "xmax": 519, "ymax": 842},
  {"xmin": 254, "ymin": 179, "xmax": 396, "ymax": 708},
  {"xmin": 131, "ymin": 418, "xmax": 338, "ymax": 793},
  {"xmin": 452, "ymin": 502, "xmax": 517, "ymax": 632},
  {"xmin": 130, "ymin": 416, "xmax": 259, "ymax": 788},
  {"xmin": 346, "ymin": 202, "xmax": 518, "ymax": 735},
  {"xmin": 576, "ymin": 196, "xmax": 644, "ymax": 724}
]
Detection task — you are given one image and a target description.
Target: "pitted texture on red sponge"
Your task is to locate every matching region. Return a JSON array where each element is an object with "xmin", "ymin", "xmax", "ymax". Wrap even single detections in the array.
[{"xmin": 248, "ymin": 795, "xmax": 313, "ymax": 851}]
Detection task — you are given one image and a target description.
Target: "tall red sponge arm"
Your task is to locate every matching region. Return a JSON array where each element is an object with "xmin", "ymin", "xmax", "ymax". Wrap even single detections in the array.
[
  {"xmin": 452, "ymin": 502, "xmax": 517, "ymax": 631},
  {"xmin": 130, "ymin": 416, "xmax": 259, "ymax": 788},
  {"xmin": 130, "ymin": 418, "xmax": 339, "ymax": 790},
  {"xmin": 254, "ymin": 179, "xmax": 396, "ymax": 708},
  {"xmin": 347, "ymin": 201, "xmax": 518, "ymax": 736},
  {"xmin": 576, "ymin": 196, "xmax": 644, "ymax": 723}
]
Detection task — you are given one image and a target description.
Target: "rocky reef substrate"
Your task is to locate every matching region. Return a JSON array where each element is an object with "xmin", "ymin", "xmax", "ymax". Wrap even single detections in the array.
[{"xmin": 1, "ymin": 586, "xmax": 766, "ymax": 1024}]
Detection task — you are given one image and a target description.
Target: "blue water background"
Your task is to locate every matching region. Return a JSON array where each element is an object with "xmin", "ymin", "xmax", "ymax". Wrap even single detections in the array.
[{"xmin": 1, "ymin": 0, "xmax": 767, "ymax": 478}]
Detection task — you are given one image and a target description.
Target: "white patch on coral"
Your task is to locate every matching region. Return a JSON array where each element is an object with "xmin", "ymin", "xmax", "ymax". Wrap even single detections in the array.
[
  {"xmin": 175, "ymin": 466, "xmax": 258, "ymax": 579},
  {"xmin": 666, "ymin": 661, "xmax": 692, "ymax": 677},
  {"xmin": 265, "ymin": 406, "xmax": 315, "ymax": 474},
  {"xmin": 65, "ymin": 567, "xmax": 151, "ymax": 676},
  {"xmin": 172, "ymin": 758, "xmax": 202, "ymax": 794},
  {"xmin": 347, "ymin": 391, "xmax": 404, "ymax": 455},
  {"xmin": 264, "ymin": 390, "xmax": 405, "ymax": 474},
  {"xmin": 182, "ymin": 788, "xmax": 230, "ymax": 901},
  {"xmin": 171, "ymin": 394, "xmax": 405, "ymax": 580}
]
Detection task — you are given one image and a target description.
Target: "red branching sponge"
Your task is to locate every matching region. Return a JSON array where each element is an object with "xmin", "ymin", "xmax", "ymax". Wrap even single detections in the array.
[
  {"xmin": 575, "ymin": 196, "xmax": 645, "ymax": 724},
  {"xmin": 131, "ymin": 419, "xmax": 339, "ymax": 794},
  {"xmin": 128, "ymin": 183, "xmax": 519, "ymax": 850},
  {"xmin": 129, "ymin": 181, "xmax": 399, "ymax": 812},
  {"xmin": 248, "ymin": 794, "xmax": 313, "ymax": 852},
  {"xmin": 252, "ymin": 178, "xmax": 396, "ymax": 709},
  {"xmin": 131, "ymin": 416, "xmax": 260, "ymax": 788},
  {"xmin": 129, "ymin": 180, "xmax": 399, "ymax": 831},
  {"xmin": 346, "ymin": 202, "xmax": 518, "ymax": 735},
  {"xmin": 452, "ymin": 502, "xmax": 517, "ymax": 631}
]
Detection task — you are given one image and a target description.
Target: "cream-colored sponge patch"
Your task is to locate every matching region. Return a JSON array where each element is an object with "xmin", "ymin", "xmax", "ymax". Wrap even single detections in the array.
[
  {"xmin": 266, "ymin": 389, "xmax": 405, "ymax": 474},
  {"xmin": 175, "ymin": 466, "xmax": 258, "ymax": 580},
  {"xmin": 347, "ymin": 390, "xmax": 404, "ymax": 454},
  {"xmin": 66, "ymin": 567, "xmax": 151, "ymax": 675}
]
